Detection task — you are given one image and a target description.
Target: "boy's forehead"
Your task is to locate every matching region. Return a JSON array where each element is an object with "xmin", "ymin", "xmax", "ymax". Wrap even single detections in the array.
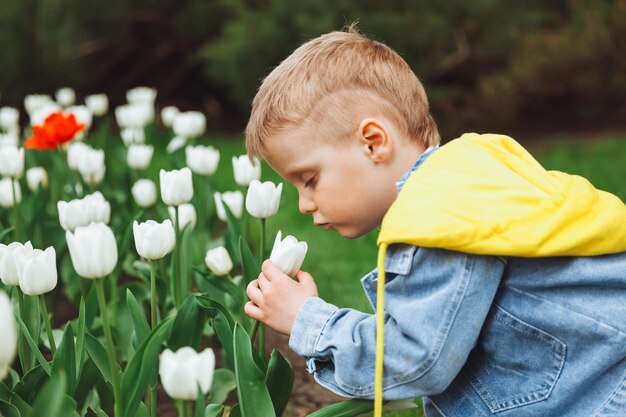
[{"xmin": 263, "ymin": 129, "xmax": 318, "ymax": 178}]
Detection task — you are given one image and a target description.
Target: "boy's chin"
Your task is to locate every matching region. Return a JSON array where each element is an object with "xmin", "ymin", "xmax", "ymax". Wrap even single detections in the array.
[{"xmin": 335, "ymin": 226, "xmax": 369, "ymax": 240}]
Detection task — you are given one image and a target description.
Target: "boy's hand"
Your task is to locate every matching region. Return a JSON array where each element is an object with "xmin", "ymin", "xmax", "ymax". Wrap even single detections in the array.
[{"xmin": 245, "ymin": 260, "xmax": 318, "ymax": 335}]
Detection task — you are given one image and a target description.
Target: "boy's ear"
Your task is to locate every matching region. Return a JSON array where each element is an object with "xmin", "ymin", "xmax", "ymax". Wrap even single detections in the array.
[{"xmin": 357, "ymin": 118, "xmax": 392, "ymax": 163}]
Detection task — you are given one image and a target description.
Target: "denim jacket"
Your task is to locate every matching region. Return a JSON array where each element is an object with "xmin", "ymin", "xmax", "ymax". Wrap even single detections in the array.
[{"xmin": 289, "ymin": 148, "xmax": 626, "ymax": 416}]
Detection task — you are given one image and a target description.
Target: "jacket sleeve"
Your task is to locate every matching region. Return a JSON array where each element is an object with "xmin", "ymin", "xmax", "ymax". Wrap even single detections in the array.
[{"xmin": 288, "ymin": 246, "xmax": 506, "ymax": 399}]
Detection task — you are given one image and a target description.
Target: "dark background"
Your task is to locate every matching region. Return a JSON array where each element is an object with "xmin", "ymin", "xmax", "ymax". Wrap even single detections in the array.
[{"xmin": 1, "ymin": 0, "xmax": 625, "ymax": 140}]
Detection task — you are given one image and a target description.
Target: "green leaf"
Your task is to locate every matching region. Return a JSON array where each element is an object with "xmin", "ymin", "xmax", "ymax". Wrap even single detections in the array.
[
  {"xmin": 179, "ymin": 222, "xmax": 194, "ymax": 297},
  {"xmin": 228, "ymin": 404, "xmax": 241, "ymax": 417},
  {"xmin": 223, "ymin": 202, "xmax": 242, "ymax": 264},
  {"xmin": 204, "ymin": 404, "xmax": 225, "ymax": 417},
  {"xmin": 169, "ymin": 294, "xmax": 205, "ymax": 351},
  {"xmin": 85, "ymin": 284, "xmax": 99, "ymax": 330},
  {"xmin": 265, "ymin": 350, "xmax": 293, "ymax": 417},
  {"xmin": 208, "ymin": 368, "xmax": 236, "ymax": 405},
  {"xmin": 118, "ymin": 210, "xmax": 144, "ymax": 254},
  {"xmin": 84, "ymin": 332, "xmax": 117, "ymax": 384},
  {"xmin": 195, "ymin": 384, "xmax": 205, "ymax": 417},
  {"xmin": 14, "ymin": 315, "xmax": 50, "ymax": 375},
  {"xmin": 74, "ymin": 298, "xmax": 86, "ymax": 383},
  {"xmin": 198, "ymin": 277, "xmax": 250, "ymax": 332},
  {"xmin": 0, "ymin": 399, "xmax": 20, "ymax": 417},
  {"xmin": 232, "ymin": 323, "xmax": 275, "ymax": 417},
  {"xmin": 126, "ymin": 289, "xmax": 150, "ymax": 348},
  {"xmin": 51, "ymin": 323, "xmax": 77, "ymax": 395},
  {"xmin": 121, "ymin": 317, "xmax": 174, "ymax": 417},
  {"xmin": 135, "ymin": 402, "xmax": 149, "ymax": 417},
  {"xmin": 131, "ymin": 261, "xmax": 151, "ymax": 283},
  {"xmin": 0, "ymin": 227, "xmax": 15, "ymax": 243},
  {"xmin": 28, "ymin": 372, "xmax": 66, "ymax": 417},
  {"xmin": 22, "ymin": 294, "xmax": 40, "ymax": 370},
  {"xmin": 238, "ymin": 236, "xmax": 259, "ymax": 285},
  {"xmin": 12, "ymin": 365, "xmax": 47, "ymax": 404},
  {"xmin": 306, "ymin": 399, "xmax": 375, "ymax": 417},
  {"xmin": 195, "ymin": 296, "xmax": 235, "ymax": 360}
]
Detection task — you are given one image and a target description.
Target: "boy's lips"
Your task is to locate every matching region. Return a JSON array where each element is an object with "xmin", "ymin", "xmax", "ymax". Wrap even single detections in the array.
[{"xmin": 315, "ymin": 222, "xmax": 332, "ymax": 230}]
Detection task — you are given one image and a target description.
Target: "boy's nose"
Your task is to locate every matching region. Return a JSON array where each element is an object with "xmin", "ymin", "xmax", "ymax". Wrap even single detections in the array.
[{"xmin": 298, "ymin": 194, "xmax": 316, "ymax": 214}]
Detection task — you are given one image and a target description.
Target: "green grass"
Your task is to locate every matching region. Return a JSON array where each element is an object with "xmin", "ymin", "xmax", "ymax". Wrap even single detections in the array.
[{"xmin": 200, "ymin": 132, "xmax": 626, "ymax": 417}]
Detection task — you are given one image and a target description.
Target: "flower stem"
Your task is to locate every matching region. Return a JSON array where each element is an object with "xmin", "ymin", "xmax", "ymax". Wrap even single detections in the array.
[
  {"xmin": 149, "ymin": 384, "xmax": 157, "ymax": 417},
  {"xmin": 39, "ymin": 295, "xmax": 56, "ymax": 355},
  {"xmin": 11, "ymin": 178, "xmax": 20, "ymax": 241},
  {"xmin": 15, "ymin": 288, "xmax": 31, "ymax": 373},
  {"xmin": 176, "ymin": 400, "xmax": 186, "ymax": 417},
  {"xmin": 175, "ymin": 205, "xmax": 182, "ymax": 308},
  {"xmin": 258, "ymin": 218, "xmax": 266, "ymax": 358},
  {"xmin": 186, "ymin": 400, "xmax": 193, "ymax": 417},
  {"xmin": 250, "ymin": 320, "xmax": 260, "ymax": 344},
  {"xmin": 150, "ymin": 260, "xmax": 158, "ymax": 328},
  {"xmin": 95, "ymin": 278, "xmax": 122, "ymax": 417}
]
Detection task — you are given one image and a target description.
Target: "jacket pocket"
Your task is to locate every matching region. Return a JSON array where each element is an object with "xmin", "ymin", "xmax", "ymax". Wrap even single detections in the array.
[{"xmin": 461, "ymin": 304, "xmax": 566, "ymax": 413}]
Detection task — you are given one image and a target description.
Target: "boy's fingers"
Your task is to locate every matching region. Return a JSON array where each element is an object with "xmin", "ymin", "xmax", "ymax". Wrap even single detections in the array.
[
  {"xmin": 246, "ymin": 280, "xmax": 264, "ymax": 304},
  {"xmin": 257, "ymin": 273, "xmax": 271, "ymax": 293},
  {"xmin": 295, "ymin": 270, "xmax": 317, "ymax": 291},
  {"xmin": 244, "ymin": 301, "xmax": 263, "ymax": 321},
  {"xmin": 262, "ymin": 259, "xmax": 286, "ymax": 281}
]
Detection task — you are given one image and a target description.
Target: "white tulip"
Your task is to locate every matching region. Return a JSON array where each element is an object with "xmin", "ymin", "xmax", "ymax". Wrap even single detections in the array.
[
  {"xmin": 0, "ymin": 291, "xmax": 17, "ymax": 380},
  {"xmin": 115, "ymin": 104, "xmax": 153, "ymax": 129},
  {"xmin": 55, "ymin": 87, "xmax": 76, "ymax": 107},
  {"xmin": 185, "ymin": 145, "xmax": 219, "ymax": 176},
  {"xmin": 161, "ymin": 106, "xmax": 179, "ymax": 128},
  {"xmin": 120, "ymin": 127, "xmax": 146, "ymax": 146},
  {"xmin": 269, "ymin": 231, "xmax": 308, "ymax": 277},
  {"xmin": 166, "ymin": 136, "xmax": 187, "ymax": 154},
  {"xmin": 24, "ymin": 94, "xmax": 55, "ymax": 115},
  {"xmin": 66, "ymin": 223, "xmax": 118, "ymax": 279},
  {"xmin": 245, "ymin": 180, "xmax": 282, "ymax": 219},
  {"xmin": 172, "ymin": 111, "xmax": 206, "ymax": 139},
  {"xmin": 78, "ymin": 148, "xmax": 105, "ymax": 186},
  {"xmin": 0, "ymin": 133, "xmax": 18, "ymax": 148},
  {"xmin": 126, "ymin": 87, "xmax": 157, "ymax": 104},
  {"xmin": 213, "ymin": 191, "xmax": 244, "ymax": 221},
  {"xmin": 0, "ymin": 146, "xmax": 24, "ymax": 178},
  {"xmin": 0, "ymin": 107, "xmax": 19, "ymax": 131},
  {"xmin": 232, "ymin": 155, "xmax": 261, "ymax": 186},
  {"xmin": 133, "ymin": 220, "xmax": 175, "ymax": 260},
  {"xmin": 67, "ymin": 141, "xmax": 90, "ymax": 171},
  {"xmin": 159, "ymin": 347, "xmax": 215, "ymax": 401},
  {"xmin": 204, "ymin": 247, "xmax": 233, "ymax": 276},
  {"xmin": 127, "ymin": 144, "xmax": 153, "ymax": 170},
  {"xmin": 168, "ymin": 204, "xmax": 197, "ymax": 231},
  {"xmin": 26, "ymin": 167, "xmax": 48, "ymax": 191},
  {"xmin": 85, "ymin": 94, "xmax": 109, "ymax": 116},
  {"xmin": 160, "ymin": 167, "xmax": 193, "ymax": 206},
  {"xmin": 0, "ymin": 241, "xmax": 33, "ymax": 286},
  {"xmin": 57, "ymin": 191, "xmax": 110, "ymax": 232},
  {"xmin": 16, "ymin": 247, "xmax": 57, "ymax": 296},
  {"xmin": 131, "ymin": 179, "xmax": 157, "ymax": 208},
  {"xmin": 29, "ymin": 102, "xmax": 61, "ymax": 126},
  {"xmin": 0, "ymin": 179, "xmax": 21, "ymax": 208},
  {"xmin": 66, "ymin": 105, "xmax": 93, "ymax": 131}
]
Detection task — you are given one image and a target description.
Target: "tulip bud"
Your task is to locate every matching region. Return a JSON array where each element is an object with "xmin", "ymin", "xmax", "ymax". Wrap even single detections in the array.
[
  {"xmin": 120, "ymin": 127, "xmax": 146, "ymax": 146},
  {"xmin": 204, "ymin": 247, "xmax": 233, "ymax": 276},
  {"xmin": 173, "ymin": 111, "xmax": 206, "ymax": 139},
  {"xmin": 127, "ymin": 144, "xmax": 154, "ymax": 170},
  {"xmin": 66, "ymin": 106, "xmax": 93, "ymax": 139},
  {"xmin": 185, "ymin": 145, "xmax": 219, "ymax": 176},
  {"xmin": 26, "ymin": 167, "xmax": 48, "ymax": 191},
  {"xmin": 132, "ymin": 179, "xmax": 157, "ymax": 208},
  {"xmin": 24, "ymin": 94, "xmax": 55, "ymax": 116},
  {"xmin": 0, "ymin": 178, "xmax": 21, "ymax": 208},
  {"xmin": 166, "ymin": 136, "xmax": 187, "ymax": 154},
  {"xmin": 0, "ymin": 146, "xmax": 24, "ymax": 178},
  {"xmin": 57, "ymin": 191, "xmax": 111, "ymax": 232},
  {"xmin": 16, "ymin": 247, "xmax": 58, "ymax": 296},
  {"xmin": 159, "ymin": 347, "xmax": 215, "ymax": 400},
  {"xmin": 161, "ymin": 106, "xmax": 179, "ymax": 128},
  {"xmin": 0, "ymin": 133, "xmax": 18, "ymax": 148},
  {"xmin": 126, "ymin": 87, "xmax": 157, "ymax": 104},
  {"xmin": 85, "ymin": 94, "xmax": 109, "ymax": 116},
  {"xmin": 66, "ymin": 223, "xmax": 118, "ymax": 279},
  {"xmin": 0, "ymin": 241, "xmax": 33, "ymax": 286},
  {"xmin": 0, "ymin": 107, "xmax": 19, "ymax": 131},
  {"xmin": 115, "ymin": 104, "xmax": 153, "ymax": 129},
  {"xmin": 213, "ymin": 191, "xmax": 243, "ymax": 221},
  {"xmin": 67, "ymin": 141, "xmax": 90, "ymax": 171},
  {"xmin": 133, "ymin": 220, "xmax": 175, "ymax": 260},
  {"xmin": 232, "ymin": 155, "xmax": 261, "ymax": 186},
  {"xmin": 78, "ymin": 148, "xmax": 105, "ymax": 186},
  {"xmin": 168, "ymin": 204, "xmax": 197, "ymax": 231},
  {"xmin": 0, "ymin": 291, "xmax": 17, "ymax": 380},
  {"xmin": 269, "ymin": 231, "xmax": 308, "ymax": 277},
  {"xmin": 245, "ymin": 180, "xmax": 282, "ymax": 219},
  {"xmin": 29, "ymin": 102, "xmax": 61, "ymax": 127},
  {"xmin": 55, "ymin": 87, "xmax": 76, "ymax": 107},
  {"xmin": 160, "ymin": 167, "xmax": 193, "ymax": 206}
]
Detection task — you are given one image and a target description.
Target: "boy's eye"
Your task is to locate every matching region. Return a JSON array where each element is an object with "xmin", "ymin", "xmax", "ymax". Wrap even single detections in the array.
[{"xmin": 304, "ymin": 176, "xmax": 316, "ymax": 188}]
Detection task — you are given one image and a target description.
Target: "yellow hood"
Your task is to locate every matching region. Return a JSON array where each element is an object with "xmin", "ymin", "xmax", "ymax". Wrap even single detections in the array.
[{"xmin": 378, "ymin": 133, "xmax": 626, "ymax": 256}]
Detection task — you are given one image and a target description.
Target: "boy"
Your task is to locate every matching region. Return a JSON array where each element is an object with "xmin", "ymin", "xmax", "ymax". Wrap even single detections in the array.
[{"xmin": 243, "ymin": 28, "xmax": 626, "ymax": 417}]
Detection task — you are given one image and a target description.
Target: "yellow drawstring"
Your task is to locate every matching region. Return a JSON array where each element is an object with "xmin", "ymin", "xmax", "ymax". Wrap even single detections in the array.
[{"xmin": 374, "ymin": 243, "xmax": 388, "ymax": 417}]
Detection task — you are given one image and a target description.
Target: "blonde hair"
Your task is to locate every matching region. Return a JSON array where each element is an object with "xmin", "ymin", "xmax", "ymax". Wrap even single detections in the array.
[{"xmin": 245, "ymin": 26, "xmax": 440, "ymax": 158}]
